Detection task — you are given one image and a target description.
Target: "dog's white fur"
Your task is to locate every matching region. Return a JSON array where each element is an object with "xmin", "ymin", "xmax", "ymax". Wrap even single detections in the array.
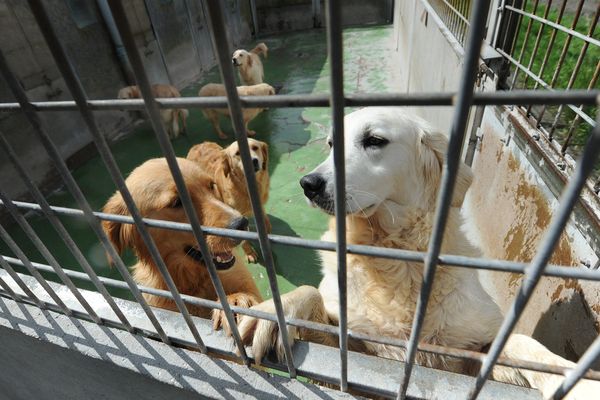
[
  {"xmin": 117, "ymin": 84, "xmax": 188, "ymax": 139},
  {"xmin": 237, "ymin": 107, "xmax": 599, "ymax": 398},
  {"xmin": 232, "ymin": 43, "xmax": 268, "ymax": 85}
]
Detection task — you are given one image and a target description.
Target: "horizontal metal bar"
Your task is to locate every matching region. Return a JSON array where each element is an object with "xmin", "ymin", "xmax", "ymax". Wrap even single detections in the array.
[
  {"xmin": 497, "ymin": 49, "xmax": 597, "ymax": 126},
  {"xmin": 5, "ymin": 198, "xmax": 600, "ymax": 281},
  {"xmin": 505, "ymin": 5, "xmax": 600, "ymax": 47},
  {"xmin": 5, "ymin": 254, "xmax": 600, "ymax": 383},
  {"xmin": 0, "ymin": 90, "xmax": 598, "ymax": 112}
]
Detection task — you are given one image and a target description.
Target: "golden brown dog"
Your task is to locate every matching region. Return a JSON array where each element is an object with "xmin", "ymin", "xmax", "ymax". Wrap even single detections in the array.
[
  {"xmin": 232, "ymin": 43, "xmax": 268, "ymax": 85},
  {"xmin": 198, "ymin": 83, "xmax": 275, "ymax": 139},
  {"xmin": 187, "ymin": 139, "xmax": 270, "ymax": 263},
  {"xmin": 117, "ymin": 84, "xmax": 188, "ymax": 139},
  {"xmin": 102, "ymin": 157, "xmax": 262, "ymax": 328}
]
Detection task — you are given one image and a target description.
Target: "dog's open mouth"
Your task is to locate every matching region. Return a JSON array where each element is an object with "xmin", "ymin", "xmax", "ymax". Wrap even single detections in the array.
[{"xmin": 185, "ymin": 246, "xmax": 236, "ymax": 270}]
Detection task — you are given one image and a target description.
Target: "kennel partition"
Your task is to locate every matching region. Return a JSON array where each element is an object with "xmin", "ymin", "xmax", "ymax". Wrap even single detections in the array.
[{"xmin": 0, "ymin": 0, "xmax": 599, "ymax": 399}]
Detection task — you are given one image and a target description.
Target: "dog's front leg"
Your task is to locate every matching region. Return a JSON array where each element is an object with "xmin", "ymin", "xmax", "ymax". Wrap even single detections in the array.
[
  {"xmin": 237, "ymin": 285, "xmax": 333, "ymax": 364},
  {"xmin": 212, "ymin": 292, "xmax": 262, "ymax": 336}
]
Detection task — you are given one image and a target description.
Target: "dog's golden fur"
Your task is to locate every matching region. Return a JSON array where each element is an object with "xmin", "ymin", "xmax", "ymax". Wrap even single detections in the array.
[
  {"xmin": 198, "ymin": 83, "xmax": 275, "ymax": 139},
  {"xmin": 101, "ymin": 158, "xmax": 261, "ymax": 326},
  {"xmin": 187, "ymin": 139, "xmax": 270, "ymax": 262},
  {"xmin": 232, "ymin": 43, "xmax": 268, "ymax": 85},
  {"xmin": 117, "ymin": 84, "xmax": 188, "ymax": 139}
]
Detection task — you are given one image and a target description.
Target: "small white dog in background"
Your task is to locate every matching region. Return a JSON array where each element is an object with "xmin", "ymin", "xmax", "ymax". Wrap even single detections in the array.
[
  {"xmin": 117, "ymin": 84, "xmax": 188, "ymax": 139},
  {"xmin": 232, "ymin": 43, "xmax": 268, "ymax": 85}
]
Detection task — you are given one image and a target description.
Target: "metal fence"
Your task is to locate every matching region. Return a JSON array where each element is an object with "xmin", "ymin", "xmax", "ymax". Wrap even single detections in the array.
[{"xmin": 0, "ymin": 0, "xmax": 600, "ymax": 399}]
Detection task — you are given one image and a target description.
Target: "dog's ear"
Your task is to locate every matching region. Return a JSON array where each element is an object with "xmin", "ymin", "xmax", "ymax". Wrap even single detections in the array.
[
  {"xmin": 259, "ymin": 141, "xmax": 269, "ymax": 170},
  {"xmin": 419, "ymin": 131, "xmax": 473, "ymax": 207},
  {"xmin": 102, "ymin": 192, "xmax": 134, "ymax": 259},
  {"xmin": 218, "ymin": 152, "xmax": 232, "ymax": 178}
]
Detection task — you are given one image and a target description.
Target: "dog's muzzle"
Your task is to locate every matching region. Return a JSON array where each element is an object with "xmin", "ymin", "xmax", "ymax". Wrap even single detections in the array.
[
  {"xmin": 232, "ymin": 58, "xmax": 239, "ymax": 66},
  {"xmin": 300, "ymin": 173, "xmax": 335, "ymax": 214}
]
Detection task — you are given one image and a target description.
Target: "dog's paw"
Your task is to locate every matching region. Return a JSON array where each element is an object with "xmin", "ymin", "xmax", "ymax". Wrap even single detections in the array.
[
  {"xmin": 212, "ymin": 292, "xmax": 261, "ymax": 336},
  {"xmin": 238, "ymin": 299, "xmax": 297, "ymax": 364},
  {"xmin": 247, "ymin": 129, "xmax": 256, "ymax": 136}
]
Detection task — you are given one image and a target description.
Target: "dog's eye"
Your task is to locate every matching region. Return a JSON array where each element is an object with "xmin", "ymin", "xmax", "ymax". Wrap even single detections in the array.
[
  {"xmin": 171, "ymin": 197, "xmax": 182, "ymax": 208},
  {"xmin": 235, "ymin": 151, "xmax": 240, "ymax": 156},
  {"xmin": 363, "ymin": 135, "xmax": 389, "ymax": 148}
]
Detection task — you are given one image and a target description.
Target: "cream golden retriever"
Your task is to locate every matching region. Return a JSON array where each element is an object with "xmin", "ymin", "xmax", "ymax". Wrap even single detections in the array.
[
  {"xmin": 187, "ymin": 138, "xmax": 270, "ymax": 263},
  {"xmin": 235, "ymin": 107, "xmax": 599, "ymax": 398},
  {"xmin": 102, "ymin": 157, "xmax": 261, "ymax": 329},
  {"xmin": 232, "ymin": 43, "xmax": 268, "ymax": 85},
  {"xmin": 198, "ymin": 83, "xmax": 275, "ymax": 139},
  {"xmin": 117, "ymin": 84, "xmax": 189, "ymax": 139}
]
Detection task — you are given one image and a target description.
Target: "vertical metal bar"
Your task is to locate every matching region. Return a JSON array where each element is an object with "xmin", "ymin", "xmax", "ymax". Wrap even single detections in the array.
[
  {"xmin": 0, "ymin": 224, "xmax": 70, "ymax": 314},
  {"xmin": 560, "ymin": 62, "xmax": 600, "ymax": 154},
  {"xmin": 0, "ymin": 130, "xmax": 133, "ymax": 331},
  {"xmin": 536, "ymin": 0, "xmax": 585, "ymax": 132},
  {"xmin": 325, "ymin": 0, "xmax": 348, "ymax": 391},
  {"xmin": 396, "ymin": 1, "xmax": 491, "ymax": 399},
  {"xmin": 525, "ymin": 0, "xmax": 567, "ymax": 117},
  {"xmin": 249, "ymin": 0, "xmax": 259, "ymax": 36},
  {"xmin": 548, "ymin": 7, "xmax": 599, "ymax": 137},
  {"xmin": 0, "ymin": 188, "xmax": 101, "ymax": 323},
  {"xmin": 107, "ymin": 0, "xmax": 250, "ymax": 363},
  {"xmin": 0, "ymin": 254, "xmax": 43, "ymax": 306},
  {"xmin": 28, "ymin": 0, "xmax": 208, "ymax": 353},
  {"xmin": 520, "ymin": 0, "xmax": 552, "ymax": 89},
  {"xmin": 200, "ymin": 0, "xmax": 295, "ymax": 372},
  {"xmin": 142, "ymin": 0, "xmax": 174, "ymax": 84},
  {"xmin": 551, "ymin": 334, "xmax": 600, "ymax": 400},
  {"xmin": 468, "ymin": 110, "xmax": 600, "ymax": 399},
  {"xmin": 510, "ymin": 0, "xmax": 540, "ymax": 89},
  {"xmin": 0, "ymin": 48, "xmax": 172, "ymax": 346},
  {"xmin": 508, "ymin": 0, "xmax": 526, "ymax": 56}
]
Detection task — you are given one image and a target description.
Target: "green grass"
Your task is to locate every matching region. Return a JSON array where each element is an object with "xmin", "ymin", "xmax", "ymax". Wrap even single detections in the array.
[{"xmin": 510, "ymin": 3, "xmax": 599, "ymax": 166}]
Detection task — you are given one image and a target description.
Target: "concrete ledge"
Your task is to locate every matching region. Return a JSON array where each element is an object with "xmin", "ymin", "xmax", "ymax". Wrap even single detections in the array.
[{"xmin": 0, "ymin": 270, "xmax": 541, "ymax": 399}]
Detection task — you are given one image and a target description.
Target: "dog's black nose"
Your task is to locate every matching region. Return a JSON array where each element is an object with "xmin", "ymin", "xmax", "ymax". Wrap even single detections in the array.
[
  {"xmin": 300, "ymin": 173, "xmax": 325, "ymax": 199},
  {"xmin": 228, "ymin": 217, "xmax": 249, "ymax": 231},
  {"xmin": 231, "ymin": 58, "xmax": 237, "ymax": 65},
  {"xmin": 252, "ymin": 158, "xmax": 260, "ymax": 172}
]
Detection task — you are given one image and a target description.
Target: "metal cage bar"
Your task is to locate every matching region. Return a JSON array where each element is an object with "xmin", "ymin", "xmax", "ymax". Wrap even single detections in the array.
[
  {"xmin": 0, "ymin": 47, "xmax": 172, "ymax": 345},
  {"xmin": 27, "ymin": 0, "xmax": 209, "ymax": 353},
  {"xmin": 0, "ymin": 187, "xmax": 101, "ymax": 323},
  {"xmin": 396, "ymin": 1, "xmax": 491, "ymax": 399},
  {"xmin": 325, "ymin": 0, "xmax": 349, "ymax": 390},
  {"xmin": 468, "ymin": 112, "xmax": 600, "ymax": 399},
  {"xmin": 106, "ymin": 0, "xmax": 249, "ymax": 362},
  {"xmin": 0, "ymin": 1, "xmax": 598, "ymax": 398},
  {"xmin": 0, "ymin": 222, "xmax": 71, "ymax": 315},
  {"xmin": 551, "ymin": 334, "xmax": 600, "ymax": 399},
  {"xmin": 0, "ymin": 129, "xmax": 133, "ymax": 330},
  {"xmin": 4, "ymin": 198, "xmax": 600, "ymax": 282},
  {"xmin": 201, "ymin": 0, "xmax": 297, "ymax": 375},
  {"xmin": 6, "ymin": 253, "xmax": 600, "ymax": 384}
]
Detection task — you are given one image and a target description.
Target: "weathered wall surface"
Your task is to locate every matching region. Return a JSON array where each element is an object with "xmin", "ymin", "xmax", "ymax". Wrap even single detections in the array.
[
  {"xmin": 255, "ymin": 0, "xmax": 393, "ymax": 34},
  {"xmin": 0, "ymin": 0, "xmax": 250, "ymax": 209},
  {"xmin": 394, "ymin": 0, "xmax": 600, "ymax": 366}
]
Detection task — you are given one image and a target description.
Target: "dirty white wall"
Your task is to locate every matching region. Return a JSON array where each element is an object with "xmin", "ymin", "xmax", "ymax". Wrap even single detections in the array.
[{"xmin": 393, "ymin": 0, "xmax": 600, "ymax": 366}]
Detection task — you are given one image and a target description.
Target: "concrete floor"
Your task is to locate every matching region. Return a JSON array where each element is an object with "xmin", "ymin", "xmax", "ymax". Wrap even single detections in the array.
[{"xmin": 2, "ymin": 25, "xmax": 399, "ymax": 300}]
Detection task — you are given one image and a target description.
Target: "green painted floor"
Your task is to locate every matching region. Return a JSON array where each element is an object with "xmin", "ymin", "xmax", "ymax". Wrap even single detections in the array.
[{"xmin": 2, "ymin": 25, "xmax": 398, "ymax": 300}]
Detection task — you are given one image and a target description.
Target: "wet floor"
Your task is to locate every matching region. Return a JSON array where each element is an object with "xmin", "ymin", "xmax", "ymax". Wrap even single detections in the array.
[{"xmin": 2, "ymin": 25, "xmax": 398, "ymax": 300}]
